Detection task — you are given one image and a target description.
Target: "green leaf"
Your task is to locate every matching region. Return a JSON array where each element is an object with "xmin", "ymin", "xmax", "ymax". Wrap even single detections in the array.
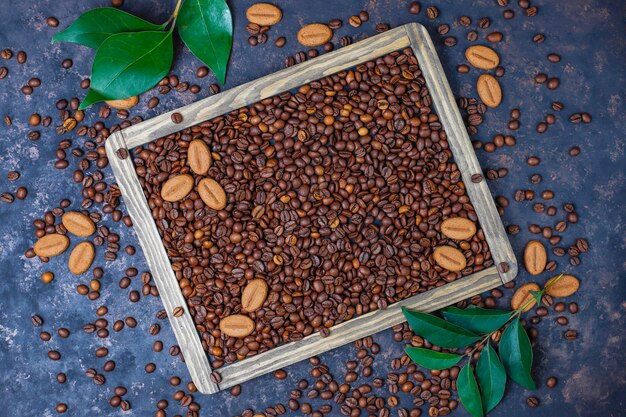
[
  {"xmin": 402, "ymin": 307, "xmax": 481, "ymax": 348},
  {"xmin": 476, "ymin": 344, "xmax": 506, "ymax": 413},
  {"xmin": 405, "ymin": 347, "xmax": 463, "ymax": 370},
  {"xmin": 442, "ymin": 306, "xmax": 511, "ymax": 334},
  {"xmin": 528, "ymin": 290, "xmax": 544, "ymax": 306},
  {"xmin": 177, "ymin": 0, "xmax": 233, "ymax": 84},
  {"xmin": 52, "ymin": 7, "xmax": 163, "ymax": 49},
  {"xmin": 458, "ymin": 364, "xmax": 484, "ymax": 417},
  {"xmin": 499, "ymin": 318, "xmax": 536, "ymax": 390},
  {"xmin": 79, "ymin": 31, "xmax": 173, "ymax": 109}
]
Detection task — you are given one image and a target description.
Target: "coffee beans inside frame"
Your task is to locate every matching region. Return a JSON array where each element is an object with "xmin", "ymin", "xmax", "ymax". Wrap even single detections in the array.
[{"xmin": 136, "ymin": 48, "xmax": 493, "ymax": 363}]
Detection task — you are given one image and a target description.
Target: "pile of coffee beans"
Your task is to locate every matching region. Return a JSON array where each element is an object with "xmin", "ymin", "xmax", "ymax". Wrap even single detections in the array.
[{"xmin": 135, "ymin": 48, "xmax": 493, "ymax": 363}]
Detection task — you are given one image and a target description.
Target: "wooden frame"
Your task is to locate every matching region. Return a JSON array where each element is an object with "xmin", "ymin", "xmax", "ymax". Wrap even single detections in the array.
[{"xmin": 105, "ymin": 23, "xmax": 517, "ymax": 394}]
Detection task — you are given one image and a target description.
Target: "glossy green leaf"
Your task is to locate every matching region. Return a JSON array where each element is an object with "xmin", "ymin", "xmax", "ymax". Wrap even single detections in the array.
[
  {"xmin": 476, "ymin": 344, "xmax": 506, "ymax": 413},
  {"xmin": 52, "ymin": 7, "xmax": 163, "ymax": 49},
  {"xmin": 402, "ymin": 307, "xmax": 481, "ymax": 348},
  {"xmin": 405, "ymin": 347, "xmax": 463, "ymax": 370},
  {"xmin": 458, "ymin": 364, "xmax": 484, "ymax": 417},
  {"xmin": 79, "ymin": 31, "xmax": 173, "ymax": 109},
  {"xmin": 442, "ymin": 306, "xmax": 511, "ymax": 334},
  {"xmin": 177, "ymin": 0, "xmax": 232, "ymax": 84},
  {"xmin": 499, "ymin": 318, "xmax": 536, "ymax": 390}
]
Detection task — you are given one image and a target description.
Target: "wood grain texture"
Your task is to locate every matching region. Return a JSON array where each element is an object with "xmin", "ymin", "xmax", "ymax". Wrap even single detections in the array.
[
  {"xmin": 218, "ymin": 267, "xmax": 502, "ymax": 389},
  {"xmin": 405, "ymin": 24, "xmax": 518, "ymax": 283},
  {"xmin": 107, "ymin": 23, "xmax": 517, "ymax": 393},
  {"xmin": 105, "ymin": 132, "xmax": 219, "ymax": 394}
]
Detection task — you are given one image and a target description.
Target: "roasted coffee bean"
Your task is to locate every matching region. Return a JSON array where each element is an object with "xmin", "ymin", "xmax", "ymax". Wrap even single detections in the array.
[
  {"xmin": 210, "ymin": 371, "xmax": 222, "ymax": 384},
  {"xmin": 546, "ymin": 376, "xmax": 558, "ymax": 388},
  {"xmin": 547, "ymin": 78, "xmax": 560, "ymax": 90},
  {"xmin": 31, "ymin": 314, "xmax": 44, "ymax": 327},
  {"xmin": 93, "ymin": 374, "xmax": 106, "ymax": 385},
  {"xmin": 564, "ymin": 330, "xmax": 578, "ymax": 340},
  {"xmin": 376, "ymin": 23, "xmax": 390, "ymax": 33},
  {"xmin": 125, "ymin": 317, "xmax": 137, "ymax": 328},
  {"xmin": 426, "ymin": 6, "xmax": 439, "ymax": 19},
  {"xmin": 527, "ymin": 397, "xmax": 540, "ymax": 407},
  {"xmin": 171, "ymin": 112, "xmax": 183, "ymax": 124},
  {"xmin": 274, "ymin": 36, "xmax": 286, "ymax": 48},
  {"xmin": 103, "ymin": 360, "xmax": 116, "ymax": 372},
  {"xmin": 348, "ymin": 15, "xmax": 362, "ymax": 27},
  {"xmin": 408, "ymin": 2, "xmax": 421, "ymax": 14},
  {"xmin": 1, "ymin": 192, "xmax": 14, "ymax": 204}
]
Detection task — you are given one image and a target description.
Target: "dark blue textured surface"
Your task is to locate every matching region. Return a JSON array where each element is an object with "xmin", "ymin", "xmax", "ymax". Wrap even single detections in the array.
[{"xmin": 0, "ymin": 1, "xmax": 624, "ymax": 416}]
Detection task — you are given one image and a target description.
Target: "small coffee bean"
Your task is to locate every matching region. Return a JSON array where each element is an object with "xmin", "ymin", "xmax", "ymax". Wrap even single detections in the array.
[
  {"xmin": 527, "ymin": 156, "xmax": 541, "ymax": 166},
  {"xmin": 426, "ymin": 6, "xmax": 439, "ymax": 19},
  {"xmin": 546, "ymin": 376, "xmax": 558, "ymax": 388},
  {"xmin": 527, "ymin": 397, "xmax": 540, "ymax": 407},
  {"xmin": 533, "ymin": 33, "xmax": 545, "ymax": 43},
  {"xmin": 408, "ymin": 2, "xmax": 421, "ymax": 14},
  {"xmin": 275, "ymin": 36, "xmax": 286, "ymax": 48},
  {"xmin": 210, "ymin": 371, "xmax": 222, "ymax": 383},
  {"xmin": 547, "ymin": 78, "xmax": 560, "ymax": 90},
  {"xmin": 31, "ymin": 314, "xmax": 44, "ymax": 327},
  {"xmin": 171, "ymin": 112, "xmax": 183, "ymax": 124},
  {"xmin": 47, "ymin": 16, "xmax": 60, "ymax": 27},
  {"xmin": 16, "ymin": 51, "xmax": 27, "ymax": 64},
  {"xmin": 41, "ymin": 271, "xmax": 55, "ymax": 284},
  {"xmin": 564, "ymin": 329, "xmax": 578, "ymax": 340},
  {"xmin": 547, "ymin": 53, "xmax": 561, "ymax": 63},
  {"xmin": 103, "ymin": 360, "xmax": 116, "ymax": 372},
  {"xmin": 15, "ymin": 187, "xmax": 27, "ymax": 200},
  {"xmin": 348, "ymin": 15, "xmax": 361, "ymax": 27}
]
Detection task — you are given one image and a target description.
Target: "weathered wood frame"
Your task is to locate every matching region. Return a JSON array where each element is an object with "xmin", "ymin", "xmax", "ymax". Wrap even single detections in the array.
[{"xmin": 105, "ymin": 23, "xmax": 517, "ymax": 394}]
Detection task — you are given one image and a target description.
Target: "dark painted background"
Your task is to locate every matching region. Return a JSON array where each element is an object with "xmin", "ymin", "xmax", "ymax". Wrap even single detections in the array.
[{"xmin": 0, "ymin": 1, "xmax": 624, "ymax": 416}]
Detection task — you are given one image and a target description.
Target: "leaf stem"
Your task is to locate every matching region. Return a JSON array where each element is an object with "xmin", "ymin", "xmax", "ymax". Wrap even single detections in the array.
[
  {"xmin": 163, "ymin": 0, "xmax": 185, "ymax": 30},
  {"xmin": 463, "ymin": 273, "xmax": 565, "ymax": 359}
]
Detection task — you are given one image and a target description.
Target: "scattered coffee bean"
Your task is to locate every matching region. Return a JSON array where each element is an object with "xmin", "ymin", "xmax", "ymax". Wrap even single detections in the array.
[{"xmin": 527, "ymin": 397, "xmax": 540, "ymax": 407}]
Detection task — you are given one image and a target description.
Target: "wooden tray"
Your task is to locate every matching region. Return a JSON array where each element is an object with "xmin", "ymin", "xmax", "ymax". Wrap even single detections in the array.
[{"xmin": 105, "ymin": 23, "xmax": 517, "ymax": 394}]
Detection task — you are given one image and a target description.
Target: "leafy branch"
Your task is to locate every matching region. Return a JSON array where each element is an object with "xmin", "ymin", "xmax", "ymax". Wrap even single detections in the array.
[
  {"xmin": 52, "ymin": 0, "xmax": 233, "ymax": 109},
  {"xmin": 403, "ymin": 274, "xmax": 566, "ymax": 417}
]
